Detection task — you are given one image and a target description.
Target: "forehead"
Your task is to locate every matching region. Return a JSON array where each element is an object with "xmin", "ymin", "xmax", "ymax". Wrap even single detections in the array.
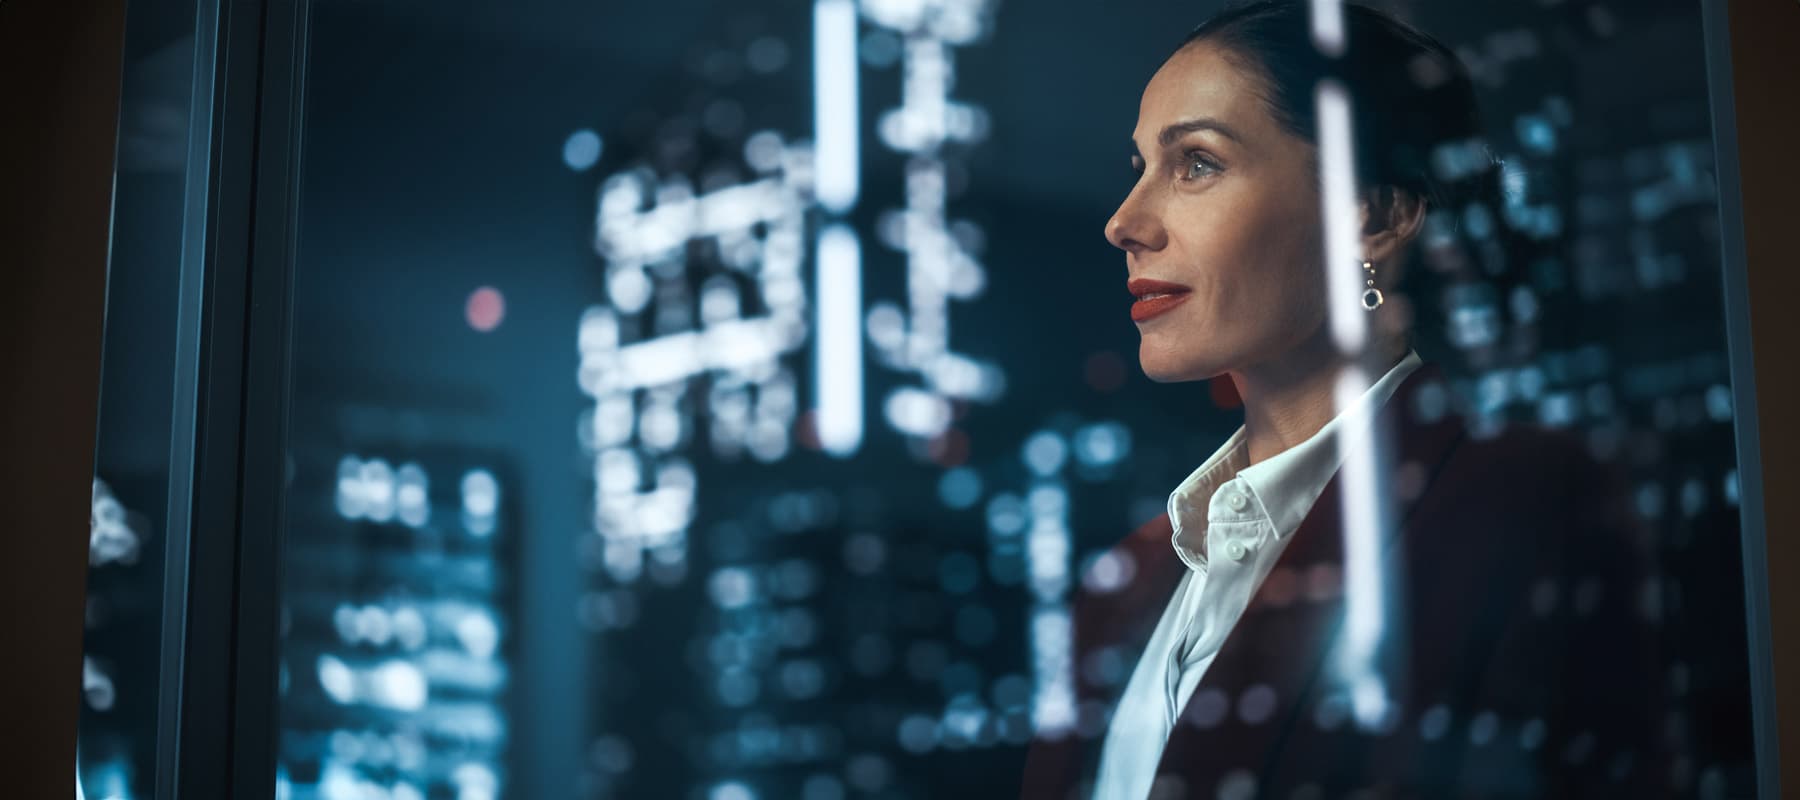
[{"xmin": 1135, "ymin": 42, "xmax": 1274, "ymax": 143}]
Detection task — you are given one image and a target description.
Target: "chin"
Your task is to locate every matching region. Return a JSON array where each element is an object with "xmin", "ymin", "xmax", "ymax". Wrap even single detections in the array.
[{"xmin": 1136, "ymin": 345, "xmax": 1223, "ymax": 384}]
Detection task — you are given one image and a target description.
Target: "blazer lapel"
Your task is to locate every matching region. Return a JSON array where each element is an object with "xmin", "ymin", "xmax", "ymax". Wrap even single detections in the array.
[
  {"xmin": 1152, "ymin": 361, "xmax": 1469, "ymax": 780},
  {"xmin": 1020, "ymin": 361, "xmax": 1468, "ymax": 798}
]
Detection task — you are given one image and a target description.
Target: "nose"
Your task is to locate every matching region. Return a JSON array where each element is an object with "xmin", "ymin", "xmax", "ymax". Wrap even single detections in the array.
[{"xmin": 1105, "ymin": 184, "xmax": 1166, "ymax": 254}]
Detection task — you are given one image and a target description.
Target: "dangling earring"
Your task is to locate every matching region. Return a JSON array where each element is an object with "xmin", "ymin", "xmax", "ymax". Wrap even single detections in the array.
[{"xmin": 1361, "ymin": 259, "xmax": 1383, "ymax": 311}]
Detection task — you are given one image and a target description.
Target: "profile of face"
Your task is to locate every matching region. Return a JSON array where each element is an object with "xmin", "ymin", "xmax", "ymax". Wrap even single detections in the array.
[{"xmin": 1107, "ymin": 42, "xmax": 1333, "ymax": 384}]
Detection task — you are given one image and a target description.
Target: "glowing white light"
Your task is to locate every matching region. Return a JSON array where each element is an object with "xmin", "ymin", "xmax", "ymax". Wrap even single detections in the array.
[
  {"xmin": 317, "ymin": 654, "xmax": 356, "ymax": 705},
  {"xmin": 1310, "ymin": 0, "xmax": 1346, "ymax": 56},
  {"xmin": 396, "ymin": 462, "xmax": 430, "ymax": 528},
  {"xmin": 456, "ymin": 610, "xmax": 501, "ymax": 660},
  {"xmin": 370, "ymin": 659, "xmax": 428, "ymax": 711},
  {"xmin": 579, "ymin": 0, "xmax": 1001, "ymax": 571},
  {"xmin": 461, "ymin": 469, "xmax": 499, "ymax": 518},
  {"xmin": 607, "ymin": 265, "xmax": 654, "ymax": 313},
  {"xmin": 814, "ymin": 0, "xmax": 860, "ymax": 212},
  {"xmin": 361, "ymin": 459, "xmax": 397, "ymax": 523},
  {"xmin": 744, "ymin": 131, "xmax": 787, "ymax": 173},
  {"xmin": 392, "ymin": 605, "xmax": 428, "ymax": 651},
  {"xmin": 883, "ymin": 387, "xmax": 951, "ymax": 437},
  {"xmin": 710, "ymin": 567, "xmax": 757, "ymax": 609},
  {"xmin": 451, "ymin": 763, "xmax": 498, "ymax": 800},
  {"xmin": 357, "ymin": 605, "xmax": 393, "ymax": 646},
  {"xmin": 1332, "ymin": 369, "xmax": 1392, "ymax": 729},
  {"xmin": 639, "ymin": 399, "xmax": 684, "ymax": 451},
  {"xmin": 89, "ymin": 478, "xmax": 143, "ymax": 565},
  {"xmin": 1073, "ymin": 422, "xmax": 1131, "ymax": 467},
  {"xmin": 465, "ymin": 513, "xmax": 497, "ymax": 538},
  {"xmin": 335, "ymin": 456, "xmax": 364, "ymax": 519},
  {"xmin": 926, "ymin": 352, "xmax": 1004, "ymax": 401},
  {"xmin": 597, "ymin": 449, "xmax": 642, "ymax": 493},
  {"xmin": 1026, "ymin": 485, "xmax": 1071, "ymax": 602},
  {"xmin": 700, "ymin": 276, "xmax": 743, "ymax": 324},
  {"xmin": 82, "ymin": 656, "xmax": 116, "ymax": 711},
  {"xmin": 1029, "ymin": 606, "xmax": 1076, "ymax": 735},
  {"xmin": 580, "ymin": 310, "xmax": 619, "ymax": 358},
  {"xmin": 1317, "ymin": 80, "xmax": 1368, "ymax": 353},
  {"xmin": 816, "ymin": 224, "xmax": 865, "ymax": 456},
  {"xmin": 711, "ymin": 781, "xmax": 757, "ymax": 800},
  {"xmin": 866, "ymin": 302, "xmax": 907, "ymax": 354},
  {"xmin": 592, "ymin": 392, "xmax": 635, "ymax": 448}
]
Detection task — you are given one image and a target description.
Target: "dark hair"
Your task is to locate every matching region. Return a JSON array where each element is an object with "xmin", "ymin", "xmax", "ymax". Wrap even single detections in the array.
[
  {"xmin": 1178, "ymin": 1, "xmax": 1515, "ymax": 356},
  {"xmin": 1181, "ymin": 1, "xmax": 1486, "ymax": 207}
]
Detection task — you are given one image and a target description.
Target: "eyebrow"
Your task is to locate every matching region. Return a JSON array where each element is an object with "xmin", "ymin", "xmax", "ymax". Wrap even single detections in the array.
[{"xmin": 1132, "ymin": 117, "xmax": 1244, "ymax": 155}]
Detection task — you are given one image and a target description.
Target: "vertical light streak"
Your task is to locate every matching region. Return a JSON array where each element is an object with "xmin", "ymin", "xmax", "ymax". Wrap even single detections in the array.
[
  {"xmin": 1317, "ymin": 63, "xmax": 1394, "ymax": 726},
  {"xmin": 1318, "ymin": 80, "xmax": 1368, "ymax": 355},
  {"xmin": 1027, "ymin": 479, "xmax": 1074, "ymax": 736},
  {"xmin": 813, "ymin": 0, "xmax": 860, "ymax": 213},
  {"xmin": 1030, "ymin": 606, "xmax": 1075, "ymax": 735},
  {"xmin": 1334, "ymin": 369, "xmax": 1390, "ymax": 728},
  {"xmin": 1310, "ymin": 0, "xmax": 1346, "ymax": 57},
  {"xmin": 815, "ymin": 224, "xmax": 865, "ymax": 456}
]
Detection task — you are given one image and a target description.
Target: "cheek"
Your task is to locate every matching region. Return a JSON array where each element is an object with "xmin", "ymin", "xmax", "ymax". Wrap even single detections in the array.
[
  {"xmin": 1182, "ymin": 197, "xmax": 1319, "ymax": 308},
  {"xmin": 1177, "ymin": 194, "xmax": 1329, "ymax": 349}
]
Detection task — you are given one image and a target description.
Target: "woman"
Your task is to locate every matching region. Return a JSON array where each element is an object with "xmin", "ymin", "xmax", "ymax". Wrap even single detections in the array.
[{"xmin": 1019, "ymin": 2, "xmax": 1664, "ymax": 798}]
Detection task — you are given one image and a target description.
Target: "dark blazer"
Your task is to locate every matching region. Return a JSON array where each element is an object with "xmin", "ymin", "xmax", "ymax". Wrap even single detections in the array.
[{"xmin": 1019, "ymin": 361, "xmax": 1668, "ymax": 799}]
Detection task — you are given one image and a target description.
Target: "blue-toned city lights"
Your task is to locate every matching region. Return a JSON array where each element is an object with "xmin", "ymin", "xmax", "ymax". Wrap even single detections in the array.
[
  {"xmin": 89, "ymin": 478, "xmax": 143, "ymax": 566},
  {"xmin": 396, "ymin": 462, "xmax": 430, "ymax": 528},
  {"xmin": 1071, "ymin": 422, "xmax": 1131, "ymax": 468},
  {"xmin": 937, "ymin": 467, "xmax": 983, "ymax": 509},
  {"xmin": 336, "ymin": 456, "xmax": 396, "ymax": 522},
  {"xmin": 883, "ymin": 386, "xmax": 952, "ymax": 438},
  {"xmin": 564, "ymin": 129, "xmax": 604, "ymax": 171},
  {"xmin": 1022, "ymin": 432, "xmax": 1067, "ymax": 477},
  {"xmin": 286, "ymin": 454, "xmax": 511, "ymax": 797}
]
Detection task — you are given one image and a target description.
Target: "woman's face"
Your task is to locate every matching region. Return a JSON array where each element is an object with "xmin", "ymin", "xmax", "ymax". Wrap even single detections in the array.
[{"xmin": 1108, "ymin": 41, "xmax": 1329, "ymax": 383}]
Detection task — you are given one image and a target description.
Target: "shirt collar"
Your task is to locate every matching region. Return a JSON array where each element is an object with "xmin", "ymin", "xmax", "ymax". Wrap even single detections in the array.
[
  {"xmin": 1166, "ymin": 349, "xmax": 1424, "ymax": 571},
  {"xmin": 1165, "ymin": 426, "xmax": 1251, "ymax": 572},
  {"xmin": 1236, "ymin": 349, "xmax": 1423, "ymax": 538}
]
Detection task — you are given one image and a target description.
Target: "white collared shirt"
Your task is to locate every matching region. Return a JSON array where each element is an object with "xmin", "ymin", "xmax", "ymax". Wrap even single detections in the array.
[{"xmin": 1092, "ymin": 350, "xmax": 1423, "ymax": 800}]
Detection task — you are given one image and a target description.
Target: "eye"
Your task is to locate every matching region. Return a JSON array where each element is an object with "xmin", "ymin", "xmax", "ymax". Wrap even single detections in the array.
[
  {"xmin": 1182, "ymin": 150, "xmax": 1222, "ymax": 180},
  {"xmin": 1130, "ymin": 154, "xmax": 1146, "ymax": 175}
]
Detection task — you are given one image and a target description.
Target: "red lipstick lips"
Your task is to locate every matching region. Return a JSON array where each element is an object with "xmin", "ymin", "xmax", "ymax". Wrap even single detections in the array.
[{"xmin": 1127, "ymin": 277, "xmax": 1192, "ymax": 323}]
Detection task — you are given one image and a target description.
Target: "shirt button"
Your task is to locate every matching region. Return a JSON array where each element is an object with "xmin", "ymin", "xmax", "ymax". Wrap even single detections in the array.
[
  {"xmin": 1224, "ymin": 491, "xmax": 1248, "ymax": 512},
  {"xmin": 1225, "ymin": 540, "xmax": 1251, "ymax": 562}
]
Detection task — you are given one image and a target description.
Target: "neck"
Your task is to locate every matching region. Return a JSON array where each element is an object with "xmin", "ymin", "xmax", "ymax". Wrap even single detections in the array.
[{"xmin": 1228, "ymin": 329, "xmax": 1409, "ymax": 466}]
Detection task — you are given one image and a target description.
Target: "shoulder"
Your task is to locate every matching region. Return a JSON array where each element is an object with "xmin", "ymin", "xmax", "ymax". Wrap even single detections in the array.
[
  {"xmin": 1413, "ymin": 418, "xmax": 1650, "ymax": 568},
  {"xmin": 1420, "ymin": 418, "xmax": 1623, "ymax": 508}
]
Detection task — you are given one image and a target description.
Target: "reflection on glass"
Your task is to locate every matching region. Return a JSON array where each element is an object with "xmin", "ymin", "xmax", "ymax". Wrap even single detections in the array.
[
  {"xmin": 277, "ymin": 447, "xmax": 512, "ymax": 800},
  {"xmin": 78, "ymin": 0, "xmax": 202, "ymax": 793},
  {"xmin": 269, "ymin": 0, "xmax": 1756, "ymax": 797}
]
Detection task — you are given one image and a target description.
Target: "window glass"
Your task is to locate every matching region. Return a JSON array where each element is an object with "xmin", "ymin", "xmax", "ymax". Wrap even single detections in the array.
[
  {"xmin": 269, "ymin": 1, "xmax": 1759, "ymax": 797},
  {"xmin": 78, "ymin": 3, "xmax": 202, "ymax": 797}
]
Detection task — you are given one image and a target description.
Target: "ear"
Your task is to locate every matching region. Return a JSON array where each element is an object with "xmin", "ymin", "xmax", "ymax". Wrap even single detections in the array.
[{"xmin": 1358, "ymin": 185, "xmax": 1427, "ymax": 266}]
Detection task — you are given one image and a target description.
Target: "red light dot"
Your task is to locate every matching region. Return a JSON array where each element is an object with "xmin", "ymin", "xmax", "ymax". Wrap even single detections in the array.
[
  {"xmin": 466, "ymin": 287, "xmax": 505, "ymax": 332},
  {"xmin": 794, "ymin": 410, "xmax": 822, "ymax": 451},
  {"xmin": 928, "ymin": 428, "xmax": 970, "ymax": 467}
]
